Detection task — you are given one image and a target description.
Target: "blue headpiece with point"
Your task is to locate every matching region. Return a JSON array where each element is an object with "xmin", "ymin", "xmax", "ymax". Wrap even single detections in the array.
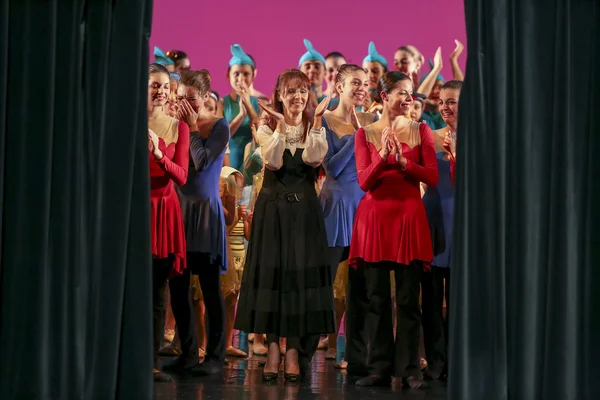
[
  {"xmin": 229, "ymin": 44, "xmax": 254, "ymax": 68},
  {"xmin": 298, "ymin": 39, "xmax": 326, "ymax": 67},
  {"xmin": 362, "ymin": 41, "xmax": 388, "ymax": 70},
  {"xmin": 153, "ymin": 46, "xmax": 174, "ymax": 66}
]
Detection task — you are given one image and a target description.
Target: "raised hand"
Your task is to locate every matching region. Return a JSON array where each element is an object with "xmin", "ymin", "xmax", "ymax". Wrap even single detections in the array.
[
  {"xmin": 245, "ymin": 211, "xmax": 254, "ymax": 225},
  {"xmin": 257, "ymin": 100, "xmax": 284, "ymax": 122},
  {"xmin": 237, "ymin": 204, "xmax": 247, "ymax": 221},
  {"xmin": 443, "ymin": 131, "xmax": 456, "ymax": 160},
  {"xmin": 450, "ymin": 40, "xmax": 464, "ymax": 61},
  {"xmin": 379, "ymin": 126, "xmax": 392, "ymax": 159},
  {"xmin": 177, "ymin": 99, "xmax": 199, "ymax": 127},
  {"xmin": 258, "ymin": 99, "xmax": 284, "ymax": 132},
  {"xmin": 148, "ymin": 129, "xmax": 163, "ymax": 159},
  {"xmin": 235, "ymin": 82, "xmax": 251, "ymax": 103},
  {"xmin": 237, "ymin": 96, "xmax": 247, "ymax": 117},
  {"xmin": 350, "ymin": 106, "xmax": 361, "ymax": 130},
  {"xmin": 314, "ymin": 96, "xmax": 330, "ymax": 118},
  {"xmin": 433, "ymin": 47, "xmax": 443, "ymax": 70}
]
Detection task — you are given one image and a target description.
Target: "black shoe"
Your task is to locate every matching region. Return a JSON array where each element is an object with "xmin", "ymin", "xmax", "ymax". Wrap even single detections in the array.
[
  {"xmin": 356, "ymin": 375, "xmax": 391, "ymax": 387},
  {"xmin": 284, "ymin": 372, "xmax": 302, "ymax": 382},
  {"xmin": 346, "ymin": 365, "xmax": 369, "ymax": 377},
  {"xmin": 423, "ymin": 367, "xmax": 441, "ymax": 381},
  {"xmin": 162, "ymin": 356, "xmax": 198, "ymax": 372},
  {"xmin": 191, "ymin": 361, "xmax": 222, "ymax": 376},
  {"xmin": 402, "ymin": 376, "xmax": 428, "ymax": 389},
  {"xmin": 153, "ymin": 371, "xmax": 173, "ymax": 382},
  {"xmin": 262, "ymin": 371, "xmax": 279, "ymax": 381}
]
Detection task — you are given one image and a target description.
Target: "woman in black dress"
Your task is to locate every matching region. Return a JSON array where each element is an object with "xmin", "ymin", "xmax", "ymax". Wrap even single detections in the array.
[{"xmin": 235, "ymin": 69, "xmax": 335, "ymax": 382}]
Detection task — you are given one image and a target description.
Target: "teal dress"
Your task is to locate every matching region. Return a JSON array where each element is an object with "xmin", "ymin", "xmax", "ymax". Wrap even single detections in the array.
[
  {"xmin": 422, "ymin": 108, "xmax": 446, "ymax": 130},
  {"xmin": 222, "ymin": 94, "xmax": 260, "ymax": 170}
]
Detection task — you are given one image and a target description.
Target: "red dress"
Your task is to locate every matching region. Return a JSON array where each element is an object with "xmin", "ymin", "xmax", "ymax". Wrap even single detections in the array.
[
  {"xmin": 149, "ymin": 117, "xmax": 190, "ymax": 276},
  {"xmin": 450, "ymin": 158, "xmax": 456, "ymax": 184},
  {"xmin": 349, "ymin": 120, "xmax": 438, "ymax": 268}
]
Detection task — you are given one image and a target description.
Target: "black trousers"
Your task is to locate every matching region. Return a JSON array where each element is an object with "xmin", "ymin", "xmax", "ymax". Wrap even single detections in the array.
[
  {"xmin": 169, "ymin": 251, "xmax": 225, "ymax": 365},
  {"xmin": 345, "ymin": 265, "xmax": 370, "ymax": 376},
  {"xmin": 420, "ymin": 266, "xmax": 449, "ymax": 376},
  {"xmin": 358, "ymin": 262, "xmax": 422, "ymax": 378},
  {"xmin": 152, "ymin": 257, "xmax": 173, "ymax": 369}
]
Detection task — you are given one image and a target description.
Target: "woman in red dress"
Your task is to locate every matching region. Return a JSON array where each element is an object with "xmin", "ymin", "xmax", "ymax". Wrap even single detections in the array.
[
  {"xmin": 348, "ymin": 71, "xmax": 438, "ymax": 388},
  {"xmin": 147, "ymin": 63, "xmax": 190, "ymax": 381}
]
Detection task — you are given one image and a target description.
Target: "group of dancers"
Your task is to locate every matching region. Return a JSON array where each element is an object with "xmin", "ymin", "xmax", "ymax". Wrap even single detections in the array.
[{"xmin": 148, "ymin": 38, "xmax": 462, "ymax": 388}]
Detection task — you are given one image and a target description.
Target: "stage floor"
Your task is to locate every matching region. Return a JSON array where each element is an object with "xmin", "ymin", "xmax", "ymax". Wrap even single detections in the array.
[{"xmin": 154, "ymin": 334, "xmax": 448, "ymax": 399}]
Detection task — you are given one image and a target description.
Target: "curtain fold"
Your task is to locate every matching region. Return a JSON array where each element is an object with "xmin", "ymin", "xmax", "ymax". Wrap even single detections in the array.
[
  {"xmin": 0, "ymin": 1, "xmax": 154, "ymax": 399},
  {"xmin": 449, "ymin": 0, "xmax": 600, "ymax": 399}
]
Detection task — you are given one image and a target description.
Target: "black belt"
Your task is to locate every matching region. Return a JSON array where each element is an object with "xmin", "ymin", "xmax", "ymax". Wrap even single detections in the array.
[{"xmin": 260, "ymin": 188, "xmax": 306, "ymax": 202}]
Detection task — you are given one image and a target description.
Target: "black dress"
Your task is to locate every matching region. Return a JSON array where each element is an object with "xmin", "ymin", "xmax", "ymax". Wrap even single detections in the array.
[{"xmin": 235, "ymin": 127, "xmax": 335, "ymax": 338}]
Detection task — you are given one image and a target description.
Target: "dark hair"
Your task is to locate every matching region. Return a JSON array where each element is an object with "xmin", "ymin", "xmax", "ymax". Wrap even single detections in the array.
[
  {"xmin": 269, "ymin": 69, "xmax": 311, "ymax": 141},
  {"xmin": 334, "ymin": 64, "xmax": 366, "ymax": 95},
  {"xmin": 149, "ymin": 63, "xmax": 170, "ymax": 77},
  {"xmin": 227, "ymin": 62, "xmax": 255, "ymax": 76},
  {"xmin": 442, "ymin": 80, "xmax": 463, "ymax": 90},
  {"xmin": 378, "ymin": 71, "xmax": 412, "ymax": 94},
  {"xmin": 166, "ymin": 49, "xmax": 188, "ymax": 67},
  {"xmin": 180, "ymin": 69, "xmax": 211, "ymax": 95},
  {"xmin": 325, "ymin": 51, "xmax": 346, "ymax": 60},
  {"xmin": 247, "ymin": 54, "xmax": 257, "ymax": 68}
]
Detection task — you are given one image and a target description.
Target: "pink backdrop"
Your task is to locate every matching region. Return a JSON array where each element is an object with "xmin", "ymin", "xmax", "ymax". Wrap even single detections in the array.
[{"xmin": 150, "ymin": 0, "xmax": 466, "ymax": 96}]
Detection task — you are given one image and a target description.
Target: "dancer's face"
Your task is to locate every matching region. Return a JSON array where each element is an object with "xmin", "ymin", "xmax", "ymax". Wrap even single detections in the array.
[
  {"xmin": 177, "ymin": 84, "xmax": 206, "ymax": 113},
  {"xmin": 362, "ymin": 62, "xmax": 386, "ymax": 91},
  {"xmin": 205, "ymin": 97, "xmax": 218, "ymax": 116},
  {"xmin": 280, "ymin": 84, "xmax": 309, "ymax": 114},
  {"xmin": 174, "ymin": 58, "xmax": 190, "ymax": 75},
  {"xmin": 439, "ymin": 88, "xmax": 460, "ymax": 125},
  {"xmin": 148, "ymin": 72, "xmax": 170, "ymax": 109},
  {"xmin": 228, "ymin": 64, "xmax": 254, "ymax": 92},
  {"xmin": 300, "ymin": 61, "xmax": 325, "ymax": 87},
  {"xmin": 337, "ymin": 70, "xmax": 369, "ymax": 107},
  {"xmin": 409, "ymin": 100, "xmax": 423, "ymax": 121},
  {"xmin": 394, "ymin": 50, "xmax": 417, "ymax": 75},
  {"xmin": 325, "ymin": 56, "xmax": 346, "ymax": 87},
  {"xmin": 382, "ymin": 79, "xmax": 413, "ymax": 116}
]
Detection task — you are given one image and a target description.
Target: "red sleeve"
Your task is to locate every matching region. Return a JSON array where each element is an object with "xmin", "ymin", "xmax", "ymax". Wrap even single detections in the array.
[
  {"xmin": 355, "ymin": 127, "xmax": 387, "ymax": 192},
  {"xmin": 156, "ymin": 121, "xmax": 190, "ymax": 186},
  {"xmin": 450, "ymin": 158, "xmax": 456, "ymax": 184},
  {"xmin": 403, "ymin": 123, "xmax": 439, "ymax": 187}
]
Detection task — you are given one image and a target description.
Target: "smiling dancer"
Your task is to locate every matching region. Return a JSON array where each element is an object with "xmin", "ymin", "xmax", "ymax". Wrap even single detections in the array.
[
  {"xmin": 349, "ymin": 71, "xmax": 438, "ymax": 388},
  {"xmin": 147, "ymin": 63, "xmax": 190, "ymax": 382},
  {"xmin": 362, "ymin": 42, "xmax": 388, "ymax": 113},
  {"xmin": 319, "ymin": 63, "xmax": 377, "ymax": 369},
  {"xmin": 235, "ymin": 69, "xmax": 334, "ymax": 382},
  {"xmin": 222, "ymin": 44, "xmax": 261, "ymax": 171}
]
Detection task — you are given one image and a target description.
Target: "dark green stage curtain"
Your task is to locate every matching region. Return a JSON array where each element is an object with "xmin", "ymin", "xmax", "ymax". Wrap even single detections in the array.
[
  {"xmin": 0, "ymin": 1, "xmax": 154, "ymax": 399},
  {"xmin": 449, "ymin": 0, "xmax": 599, "ymax": 399}
]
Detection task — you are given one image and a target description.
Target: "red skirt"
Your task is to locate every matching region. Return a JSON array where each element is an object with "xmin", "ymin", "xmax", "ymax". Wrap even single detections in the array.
[
  {"xmin": 151, "ymin": 187, "xmax": 186, "ymax": 276},
  {"xmin": 349, "ymin": 190, "xmax": 433, "ymax": 270}
]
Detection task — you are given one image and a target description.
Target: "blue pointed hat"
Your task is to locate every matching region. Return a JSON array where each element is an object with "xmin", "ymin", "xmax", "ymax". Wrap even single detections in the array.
[
  {"xmin": 362, "ymin": 41, "xmax": 388, "ymax": 70},
  {"xmin": 419, "ymin": 59, "xmax": 445, "ymax": 85},
  {"xmin": 153, "ymin": 46, "xmax": 174, "ymax": 66},
  {"xmin": 229, "ymin": 44, "xmax": 254, "ymax": 68},
  {"xmin": 298, "ymin": 39, "xmax": 326, "ymax": 67}
]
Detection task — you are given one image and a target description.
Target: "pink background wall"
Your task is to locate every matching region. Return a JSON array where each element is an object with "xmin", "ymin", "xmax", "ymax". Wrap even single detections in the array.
[{"xmin": 150, "ymin": 0, "xmax": 466, "ymax": 96}]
